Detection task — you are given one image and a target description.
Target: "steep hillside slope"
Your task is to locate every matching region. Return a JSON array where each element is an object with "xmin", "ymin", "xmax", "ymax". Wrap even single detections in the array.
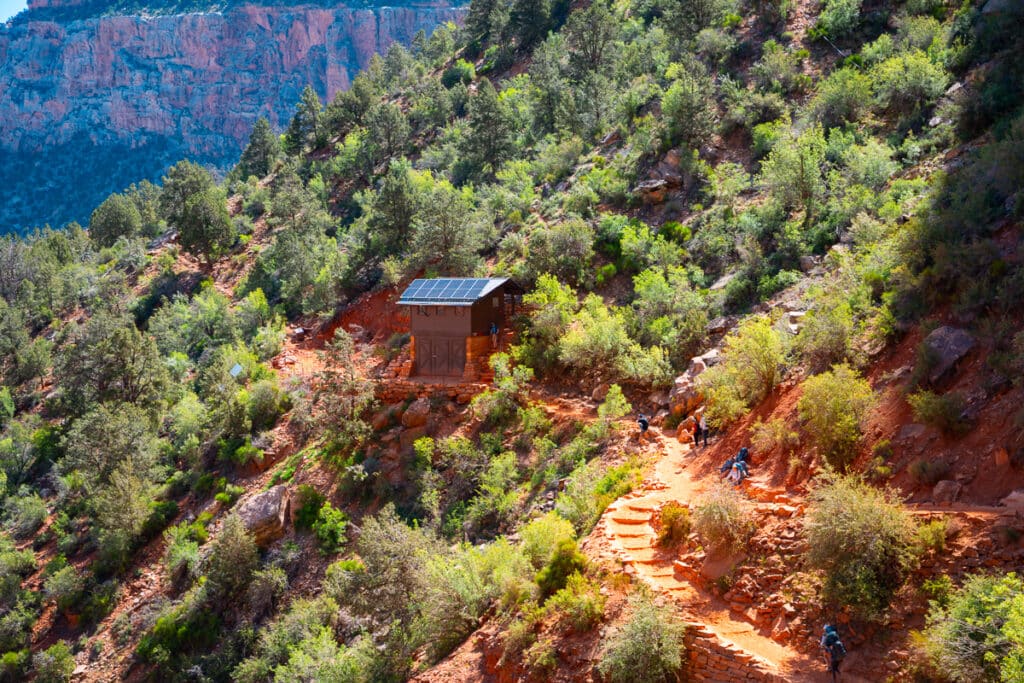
[
  {"xmin": 0, "ymin": 0, "xmax": 1021, "ymax": 679},
  {"xmin": 0, "ymin": 1, "xmax": 464, "ymax": 231}
]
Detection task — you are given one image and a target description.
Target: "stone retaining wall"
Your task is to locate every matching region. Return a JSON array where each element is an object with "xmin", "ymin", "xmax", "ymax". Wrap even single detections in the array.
[{"xmin": 685, "ymin": 624, "xmax": 790, "ymax": 682}]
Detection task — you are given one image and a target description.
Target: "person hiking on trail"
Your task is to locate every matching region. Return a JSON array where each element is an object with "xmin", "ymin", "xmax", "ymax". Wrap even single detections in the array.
[
  {"xmin": 728, "ymin": 459, "xmax": 748, "ymax": 486},
  {"xmin": 719, "ymin": 455, "xmax": 735, "ymax": 475},
  {"xmin": 637, "ymin": 413, "xmax": 650, "ymax": 440},
  {"xmin": 489, "ymin": 321, "xmax": 499, "ymax": 349},
  {"xmin": 699, "ymin": 413, "xmax": 709, "ymax": 447},
  {"xmin": 693, "ymin": 418, "xmax": 701, "ymax": 447},
  {"xmin": 736, "ymin": 446, "xmax": 750, "ymax": 464},
  {"xmin": 820, "ymin": 624, "xmax": 847, "ymax": 682}
]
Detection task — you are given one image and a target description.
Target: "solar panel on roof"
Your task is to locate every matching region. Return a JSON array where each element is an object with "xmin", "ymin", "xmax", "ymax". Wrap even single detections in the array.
[{"xmin": 397, "ymin": 277, "xmax": 510, "ymax": 305}]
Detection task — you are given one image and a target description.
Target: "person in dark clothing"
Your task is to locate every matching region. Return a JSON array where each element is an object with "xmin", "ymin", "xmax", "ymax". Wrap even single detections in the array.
[
  {"xmin": 692, "ymin": 418, "xmax": 701, "ymax": 447},
  {"xmin": 736, "ymin": 446, "xmax": 750, "ymax": 463},
  {"xmin": 637, "ymin": 414, "xmax": 650, "ymax": 440},
  {"xmin": 699, "ymin": 413, "xmax": 709, "ymax": 447},
  {"xmin": 489, "ymin": 322, "xmax": 499, "ymax": 349},
  {"xmin": 820, "ymin": 625, "xmax": 846, "ymax": 681}
]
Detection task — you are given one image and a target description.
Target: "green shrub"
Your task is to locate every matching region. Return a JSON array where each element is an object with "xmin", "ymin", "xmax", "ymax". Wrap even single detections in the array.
[
  {"xmin": 920, "ymin": 572, "xmax": 1024, "ymax": 682},
  {"xmin": 657, "ymin": 502, "xmax": 691, "ymax": 548},
  {"xmin": 692, "ymin": 485, "xmax": 755, "ymax": 554},
  {"xmin": 908, "ymin": 458, "xmax": 950, "ymax": 486},
  {"xmin": 441, "ymin": 59, "xmax": 475, "ymax": 88},
  {"xmin": 162, "ymin": 524, "xmax": 200, "ymax": 589},
  {"xmin": 921, "ymin": 574, "xmax": 953, "ymax": 608},
  {"xmin": 908, "ymin": 390, "xmax": 969, "ymax": 436},
  {"xmin": 536, "ymin": 539, "xmax": 586, "ymax": 600},
  {"xmin": 43, "ymin": 566, "xmax": 83, "ymax": 613},
  {"xmin": 214, "ymin": 485, "xmax": 244, "ymax": 508},
  {"xmin": 814, "ymin": 0, "xmax": 861, "ymax": 38},
  {"xmin": 916, "ymin": 518, "xmax": 948, "ymax": 554},
  {"xmin": 798, "ymin": 364, "xmax": 875, "ymax": 469},
  {"xmin": 871, "ymin": 51, "xmax": 948, "ymax": 117},
  {"xmin": 32, "ymin": 641, "xmax": 74, "ymax": 683},
  {"xmin": 598, "ymin": 594, "xmax": 686, "ymax": 683},
  {"xmin": 555, "ymin": 461, "xmax": 642, "ymax": 534},
  {"xmin": 520, "ymin": 512, "xmax": 576, "ymax": 570},
  {"xmin": 794, "ymin": 303, "xmax": 854, "ymax": 373},
  {"xmin": 420, "ymin": 539, "xmax": 533, "ymax": 662},
  {"xmin": 809, "ymin": 67, "xmax": 873, "ymax": 128},
  {"xmin": 0, "ymin": 649, "xmax": 29, "ymax": 679},
  {"xmin": 312, "ymin": 504, "xmax": 348, "ymax": 554},
  {"xmin": 4, "ymin": 494, "xmax": 46, "ymax": 540},
  {"xmin": 749, "ymin": 418, "xmax": 800, "ymax": 455},
  {"xmin": 204, "ymin": 514, "xmax": 258, "ymax": 598},
  {"xmin": 698, "ymin": 317, "xmax": 788, "ymax": 427},
  {"xmin": 804, "ymin": 474, "xmax": 916, "ymax": 620},
  {"xmin": 293, "ymin": 485, "xmax": 326, "ymax": 530},
  {"xmin": 547, "ymin": 573, "xmax": 605, "ymax": 632}
]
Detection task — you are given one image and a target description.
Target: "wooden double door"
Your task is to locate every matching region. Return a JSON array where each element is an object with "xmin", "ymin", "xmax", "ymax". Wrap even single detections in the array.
[{"xmin": 415, "ymin": 336, "xmax": 466, "ymax": 377}]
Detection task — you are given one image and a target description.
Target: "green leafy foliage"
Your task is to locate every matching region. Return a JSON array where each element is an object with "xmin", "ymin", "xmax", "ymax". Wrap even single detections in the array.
[
  {"xmin": 919, "ymin": 572, "xmax": 1024, "ymax": 682},
  {"xmin": 598, "ymin": 594, "xmax": 686, "ymax": 683},
  {"xmin": 804, "ymin": 474, "xmax": 916, "ymax": 620},
  {"xmin": 798, "ymin": 363, "xmax": 875, "ymax": 469}
]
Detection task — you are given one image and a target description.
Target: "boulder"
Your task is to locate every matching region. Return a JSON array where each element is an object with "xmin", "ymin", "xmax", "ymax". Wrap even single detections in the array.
[
  {"xmin": 237, "ymin": 485, "xmax": 290, "ymax": 547},
  {"xmin": 648, "ymin": 390, "xmax": 669, "ymax": 407},
  {"xmin": 707, "ymin": 316, "xmax": 732, "ymax": 335},
  {"xmin": 633, "ymin": 179, "xmax": 668, "ymax": 204},
  {"xmin": 591, "ymin": 383, "xmax": 610, "ymax": 402},
  {"xmin": 932, "ymin": 480, "xmax": 962, "ymax": 505},
  {"xmin": 1001, "ymin": 490, "xmax": 1024, "ymax": 511},
  {"xmin": 401, "ymin": 397, "xmax": 431, "ymax": 428},
  {"xmin": 995, "ymin": 446, "xmax": 1010, "ymax": 467},
  {"xmin": 923, "ymin": 326, "xmax": 975, "ymax": 384},
  {"xmin": 669, "ymin": 374, "xmax": 703, "ymax": 417}
]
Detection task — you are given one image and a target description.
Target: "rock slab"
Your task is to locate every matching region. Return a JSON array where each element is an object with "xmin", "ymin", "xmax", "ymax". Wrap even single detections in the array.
[
  {"xmin": 923, "ymin": 326, "xmax": 975, "ymax": 383},
  {"xmin": 237, "ymin": 484, "xmax": 290, "ymax": 547}
]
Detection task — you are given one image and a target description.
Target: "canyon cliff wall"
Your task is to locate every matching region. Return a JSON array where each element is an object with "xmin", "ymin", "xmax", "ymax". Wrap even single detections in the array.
[{"xmin": 0, "ymin": 3, "xmax": 464, "ymax": 230}]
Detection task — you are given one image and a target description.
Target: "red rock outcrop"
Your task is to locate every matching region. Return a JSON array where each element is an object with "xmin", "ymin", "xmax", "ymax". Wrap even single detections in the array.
[
  {"xmin": 1, "ymin": 4, "xmax": 464, "ymax": 154},
  {"xmin": 0, "ymin": 2, "xmax": 463, "ymax": 228}
]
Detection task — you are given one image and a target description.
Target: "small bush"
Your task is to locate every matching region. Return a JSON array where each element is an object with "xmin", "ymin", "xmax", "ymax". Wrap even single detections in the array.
[
  {"xmin": 547, "ymin": 573, "xmax": 605, "ymax": 632},
  {"xmin": 804, "ymin": 474, "xmax": 916, "ymax": 620},
  {"xmin": 798, "ymin": 363, "xmax": 875, "ymax": 469},
  {"xmin": 520, "ymin": 512, "xmax": 576, "ymax": 570},
  {"xmin": 293, "ymin": 485, "xmax": 326, "ymax": 530},
  {"xmin": 920, "ymin": 574, "xmax": 952, "ymax": 608},
  {"xmin": 920, "ymin": 572, "xmax": 1024, "ymax": 682},
  {"xmin": 692, "ymin": 485, "xmax": 755, "ymax": 554},
  {"xmin": 312, "ymin": 504, "xmax": 348, "ymax": 554},
  {"xmin": 750, "ymin": 418, "xmax": 799, "ymax": 455},
  {"xmin": 657, "ymin": 503, "xmax": 691, "ymax": 548},
  {"xmin": 916, "ymin": 518, "xmax": 948, "ymax": 554},
  {"xmin": 598, "ymin": 594, "xmax": 686, "ymax": 683},
  {"xmin": 43, "ymin": 566, "xmax": 84, "ymax": 613},
  {"xmin": 814, "ymin": 0, "xmax": 861, "ymax": 38},
  {"xmin": 536, "ymin": 539, "xmax": 586, "ymax": 600},
  {"xmin": 4, "ymin": 494, "xmax": 46, "ymax": 540},
  {"xmin": 908, "ymin": 458, "xmax": 950, "ymax": 486},
  {"xmin": 908, "ymin": 391, "xmax": 969, "ymax": 436},
  {"xmin": 32, "ymin": 641, "xmax": 74, "ymax": 683}
]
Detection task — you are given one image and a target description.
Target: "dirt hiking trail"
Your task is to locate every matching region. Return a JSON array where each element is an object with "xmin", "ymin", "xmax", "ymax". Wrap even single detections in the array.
[{"xmin": 595, "ymin": 430, "xmax": 872, "ymax": 682}]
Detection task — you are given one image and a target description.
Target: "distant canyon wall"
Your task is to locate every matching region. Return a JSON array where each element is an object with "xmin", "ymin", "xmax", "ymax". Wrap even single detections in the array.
[{"xmin": 0, "ymin": 3, "xmax": 464, "ymax": 229}]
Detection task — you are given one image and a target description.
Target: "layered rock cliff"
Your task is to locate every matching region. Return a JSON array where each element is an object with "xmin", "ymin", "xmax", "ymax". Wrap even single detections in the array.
[{"xmin": 0, "ymin": 2, "xmax": 464, "ymax": 231}]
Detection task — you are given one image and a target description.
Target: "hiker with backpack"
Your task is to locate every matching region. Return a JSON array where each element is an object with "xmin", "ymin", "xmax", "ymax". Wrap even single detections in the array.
[
  {"xmin": 820, "ymin": 624, "xmax": 847, "ymax": 681},
  {"xmin": 637, "ymin": 413, "xmax": 650, "ymax": 441},
  {"xmin": 699, "ymin": 413, "xmax": 709, "ymax": 447}
]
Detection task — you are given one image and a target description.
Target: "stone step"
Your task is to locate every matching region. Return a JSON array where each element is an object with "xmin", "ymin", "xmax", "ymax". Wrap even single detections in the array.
[{"xmin": 609, "ymin": 514, "xmax": 651, "ymax": 525}]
